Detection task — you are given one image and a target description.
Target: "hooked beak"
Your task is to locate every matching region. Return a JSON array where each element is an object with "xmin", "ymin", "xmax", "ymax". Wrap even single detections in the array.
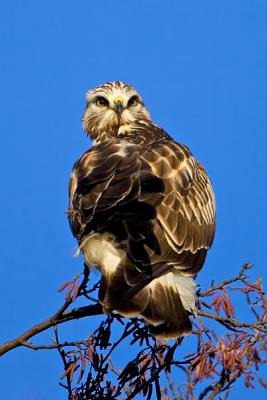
[
  {"xmin": 114, "ymin": 96, "xmax": 124, "ymax": 114},
  {"xmin": 115, "ymin": 101, "xmax": 123, "ymax": 114}
]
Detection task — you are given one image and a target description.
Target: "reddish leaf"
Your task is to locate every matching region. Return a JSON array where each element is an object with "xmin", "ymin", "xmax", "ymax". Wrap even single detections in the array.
[
  {"xmin": 72, "ymin": 284, "xmax": 80, "ymax": 301},
  {"xmin": 77, "ymin": 353, "xmax": 86, "ymax": 384},
  {"xmin": 65, "ymin": 281, "xmax": 75, "ymax": 300},
  {"xmin": 57, "ymin": 281, "xmax": 71, "ymax": 292},
  {"xmin": 259, "ymin": 376, "xmax": 267, "ymax": 390}
]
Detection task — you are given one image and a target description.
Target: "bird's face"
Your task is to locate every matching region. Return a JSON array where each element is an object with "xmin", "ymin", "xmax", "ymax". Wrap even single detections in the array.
[{"xmin": 82, "ymin": 81, "xmax": 151, "ymax": 140}]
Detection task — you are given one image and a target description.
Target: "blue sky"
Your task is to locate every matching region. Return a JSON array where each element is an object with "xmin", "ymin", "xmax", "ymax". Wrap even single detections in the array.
[{"xmin": 0, "ymin": 1, "xmax": 266, "ymax": 399}]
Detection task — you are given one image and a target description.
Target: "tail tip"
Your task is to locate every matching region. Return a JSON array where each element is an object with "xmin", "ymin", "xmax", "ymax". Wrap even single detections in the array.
[{"xmin": 148, "ymin": 318, "xmax": 192, "ymax": 340}]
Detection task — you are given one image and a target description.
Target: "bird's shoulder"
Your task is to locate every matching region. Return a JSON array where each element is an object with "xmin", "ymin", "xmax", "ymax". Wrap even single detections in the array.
[
  {"xmin": 75, "ymin": 120, "xmax": 192, "ymax": 169},
  {"xmin": 69, "ymin": 121, "xmax": 202, "ymax": 201}
]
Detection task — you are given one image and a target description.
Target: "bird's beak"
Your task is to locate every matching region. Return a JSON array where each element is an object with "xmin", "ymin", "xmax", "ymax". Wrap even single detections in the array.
[{"xmin": 114, "ymin": 96, "xmax": 124, "ymax": 114}]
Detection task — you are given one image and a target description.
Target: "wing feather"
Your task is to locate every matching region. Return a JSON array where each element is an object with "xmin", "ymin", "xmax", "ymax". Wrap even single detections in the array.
[{"xmin": 69, "ymin": 122, "xmax": 216, "ymax": 276}]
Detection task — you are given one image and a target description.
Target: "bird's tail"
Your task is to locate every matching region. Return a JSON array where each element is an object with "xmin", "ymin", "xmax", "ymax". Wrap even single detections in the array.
[
  {"xmin": 98, "ymin": 264, "xmax": 150, "ymax": 318},
  {"xmin": 141, "ymin": 271, "xmax": 195, "ymax": 339},
  {"xmin": 99, "ymin": 268, "xmax": 195, "ymax": 339}
]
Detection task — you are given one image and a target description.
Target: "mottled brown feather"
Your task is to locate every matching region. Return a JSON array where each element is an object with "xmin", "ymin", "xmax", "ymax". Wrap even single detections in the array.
[{"xmin": 68, "ymin": 119, "xmax": 216, "ymax": 337}]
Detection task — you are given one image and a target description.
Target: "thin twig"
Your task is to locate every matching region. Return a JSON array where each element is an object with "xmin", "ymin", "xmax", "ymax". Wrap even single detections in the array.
[
  {"xmin": 199, "ymin": 263, "xmax": 252, "ymax": 297},
  {"xmin": 21, "ymin": 339, "xmax": 92, "ymax": 351},
  {"xmin": 196, "ymin": 310, "xmax": 267, "ymax": 333},
  {"xmin": 164, "ymin": 369, "xmax": 179, "ymax": 399},
  {"xmin": 54, "ymin": 326, "xmax": 73, "ymax": 399}
]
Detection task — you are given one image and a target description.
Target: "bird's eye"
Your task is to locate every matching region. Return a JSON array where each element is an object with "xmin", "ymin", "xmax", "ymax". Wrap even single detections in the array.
[
  {"xmin": 127, "ymin": 95, "xmax": 139, "ymax": 107},
  {"xmin": 95, "ymin": 96, "xmax": 109, "ymax": 107}
]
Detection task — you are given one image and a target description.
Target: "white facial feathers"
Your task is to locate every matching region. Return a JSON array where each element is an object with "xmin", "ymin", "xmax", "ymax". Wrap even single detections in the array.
[{"xmin": 82, "ymin": 81, "xmax": 151, "ymax": 140}]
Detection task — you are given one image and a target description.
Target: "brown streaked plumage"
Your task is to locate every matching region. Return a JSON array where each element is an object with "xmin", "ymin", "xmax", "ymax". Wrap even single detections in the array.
[{"xmin": 68, "ymin": 81, "xmax": 216, "ymax": 339}]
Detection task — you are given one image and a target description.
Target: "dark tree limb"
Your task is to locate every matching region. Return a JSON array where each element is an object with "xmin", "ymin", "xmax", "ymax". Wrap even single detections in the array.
[{"xmin": 0, "ymin": 303, "xmax": 103, "ymax": 357}]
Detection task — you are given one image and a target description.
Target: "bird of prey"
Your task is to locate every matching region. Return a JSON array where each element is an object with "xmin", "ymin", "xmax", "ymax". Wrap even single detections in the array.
[{"xmin": 68, "ymin": 81, "xmax": 216, "ymax": 339}]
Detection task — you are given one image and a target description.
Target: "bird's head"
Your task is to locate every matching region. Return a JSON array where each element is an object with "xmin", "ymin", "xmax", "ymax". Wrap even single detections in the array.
[{"xmin": 82, "ymin": 81, "xmax": 151, "ymax": 141}]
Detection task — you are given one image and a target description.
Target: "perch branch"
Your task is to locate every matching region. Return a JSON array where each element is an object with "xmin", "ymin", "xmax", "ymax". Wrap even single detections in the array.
[{"xmin": 0, "ymin": 303, "xmax": 103, "ymax": 357}]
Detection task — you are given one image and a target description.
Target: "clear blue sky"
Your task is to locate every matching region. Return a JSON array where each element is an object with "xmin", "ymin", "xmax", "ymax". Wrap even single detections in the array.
[{"xmin": 0, "ymin": 1, "xmax": 266, "ymax": 399}]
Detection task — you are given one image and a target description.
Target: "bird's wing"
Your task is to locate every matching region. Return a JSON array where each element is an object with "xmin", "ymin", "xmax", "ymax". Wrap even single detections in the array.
[
  {"xmin": 140, "ymin": 138, "xmax": 216, "ymax": 275},
  {"xmin": 68, "ymin": 138, "xmax": 158, "ymax": 241},
  {"xmin": 69, "ymin": 123, "xmax": 215, "ymax": 277}
]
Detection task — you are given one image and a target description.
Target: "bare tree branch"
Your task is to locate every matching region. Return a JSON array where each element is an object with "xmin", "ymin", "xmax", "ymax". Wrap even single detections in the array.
[
  {"xmin": 1, "ymin": 263, "xmax": 267, "ymax": 400},
  {"xmin": 196, "ymin": 310, "xmax": 267, "ymax": 333},
  {"xmin": 0, "ymin": 303, "xmax": 103, "ymax": 357}
]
